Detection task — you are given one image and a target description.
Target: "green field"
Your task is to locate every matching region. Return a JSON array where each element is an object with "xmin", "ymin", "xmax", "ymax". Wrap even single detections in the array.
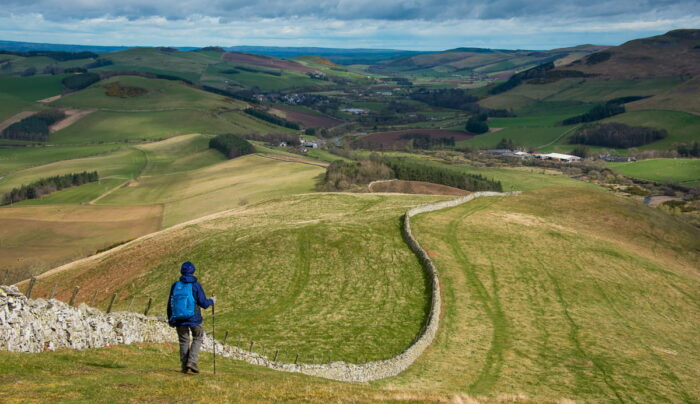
[
  {"xmin": 0, "ymin": 344, "xmax": 446, "ymax": 403},
  {"xmin": 606, "ymin": 158, "xmax": 700, "ymax": 185},
  {"xmin": 31, "ymin": 193, "xmax": 444, "ymax": 364},
  {"xmin": 53, "ymin": 76, "xmax": 243, "ymax": 111},
  {"xmin": 50, "ymin": 109, "xmax": 289, "ymax": 144},
  {"xmin": 0, "ymin": 147, "xmax": 145, "ymax": 196},
  {"xmin": 459, "ymin": 126, "xmax": 576, "ymax": 149},
  {"xmin": 0, "ymin": 144, "xmax": 123, "ymax": 175},
  {"xmin": 0, "ymin": 75, "xmax": 66, "ymax": 120},
  {"xmin": 603, "ymin": 110, "xmax": 700, "ymax": 150},
  {"xmin": 381, "ymin": 188, "xmax": 700, "ymax": 402}
]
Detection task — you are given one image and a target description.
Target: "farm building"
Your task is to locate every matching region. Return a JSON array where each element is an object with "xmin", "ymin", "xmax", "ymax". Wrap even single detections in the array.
[{"xmin": 535, "ymin": 153, "xmax": 582, "ymax": 162}]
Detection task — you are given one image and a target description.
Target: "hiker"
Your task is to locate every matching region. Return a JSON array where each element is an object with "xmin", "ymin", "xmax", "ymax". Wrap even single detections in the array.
[{"xmin": 167, "ymin": 261, "xmax": 216, "ymax": 374}]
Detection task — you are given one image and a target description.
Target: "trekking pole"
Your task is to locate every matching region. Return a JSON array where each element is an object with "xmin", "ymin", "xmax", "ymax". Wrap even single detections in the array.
[{"xmin": 212, "ymin": 294, "xmax": 216, "ymax": 375}]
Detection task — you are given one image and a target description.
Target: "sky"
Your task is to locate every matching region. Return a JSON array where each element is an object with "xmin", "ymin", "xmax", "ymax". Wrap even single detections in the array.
[{"xmin": 1, "ymin": 1, "xmax": 699, "ymax": 50}]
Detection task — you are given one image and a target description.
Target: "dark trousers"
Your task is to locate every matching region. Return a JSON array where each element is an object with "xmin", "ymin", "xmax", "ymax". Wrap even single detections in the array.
[{"xmin": 176, "ymin": 325, "xmax": 204, "ymax": 367}]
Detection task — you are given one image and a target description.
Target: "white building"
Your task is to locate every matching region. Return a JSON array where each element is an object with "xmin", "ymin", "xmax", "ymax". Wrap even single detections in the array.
[{"xmin": 535, "ymin": 153, "xmax": 582, "ymax": 162}]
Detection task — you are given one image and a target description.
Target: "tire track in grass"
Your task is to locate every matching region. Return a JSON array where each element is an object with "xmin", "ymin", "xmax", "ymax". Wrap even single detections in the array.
[
  {"xmin": 534, "ymin": 255, "xmax": 627, "ymax": 403},
  {"xmin": 444, "ymin": 199, "xmax": 509, "ymax": 394},
  {"xmin": 232, "ymin": 228, "xmax": 312, "ymax": 330},
  {"xmin": 571, "ymin": 255, "xmax": 694, "ymax": 403}
]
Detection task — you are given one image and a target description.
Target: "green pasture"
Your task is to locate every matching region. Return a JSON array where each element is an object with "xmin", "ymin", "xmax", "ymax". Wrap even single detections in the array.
[
  {"xmin": 602, "ymin": 110, "xmax": 700, "ymax": 149},
  {"xmin": 33, "ymin": 193, "xmax": 443, "ymax": 364},
  {"xmin": 606, "ymin": 158, "xmax": 700, "ymax": 185},
  {"xmin": 99, "ymin": 154, "xmax": 323, "ymax": 226},
  {"xmin": 0, "ymin": 144, "xmax": 123, "ymax": 175},
  {"xmin": 458, "ymin": 126, "xmax": 575, "ymax": 149},
  {"xmin": 50, "ymin": 110, "xmax": 273, "ymax": 144},
  {"xmin": 53, "ymin": 76, "xmax": 242, "ymax": 111},
  {"xmin": 0, "ymin": 75, "xmax": 66, "ymax": 120},
  {"xmin": 381, "ymin": 188, "xmax": 700, "ymax": 402},
  {"xmin": 0, "ymin": 147, "xmax": 145, "ymax": 196}
]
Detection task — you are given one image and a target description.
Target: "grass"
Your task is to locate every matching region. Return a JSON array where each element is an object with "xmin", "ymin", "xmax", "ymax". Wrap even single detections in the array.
[
  {"xmin": 606, "ymin": 158, "xmax": 700, "ymax": 184},
  {"xmin": 458, "ymin": 126, "xmax": 575, "ymax": 149},
  {"xmin": 602, "ymin": 110, "xmax": 700, "ymax": 150},
  {"xmin": 0, "ymin": 75, "xmax": 66, "ymax": 120},
  {"xmin": 0, "ymin": 204, "xmax": 162, "ymax": 280},
  {"xmin": 0, "ymin": 144, "xmax": 124, "ymax": 175},
  {"xmin": 49, "ymin": 109, "xmax": 281, "ymax": 144},
  {"xmin": 0, "ymin": 148, "xmax": 145, "ymax": 196},
  {"xmin": 29, "ymin": 193, "xmax": 445, "ymax": 364},
  {"xmin": 0, "ymin": 344, "xmax": 449, "ymax": 403},
  {"xmin": 136, "ymin": 134, "xmax": 225, "ymax": 176},
  {"xmin": 380, "ymin": 187, "xmax": 700, "ymax": 402},
  {"xmin": 53, "ymin": 76, "xmax": 243, "ymax": 111},
  {"xmin": 98, "ymin": 154, "xmax": 325, "ymax": 227}
]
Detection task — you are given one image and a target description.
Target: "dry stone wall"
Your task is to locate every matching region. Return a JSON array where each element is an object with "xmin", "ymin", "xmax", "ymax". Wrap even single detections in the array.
[{"xmin": 1, "ymin": 191, "xmax": 519, "ymax": 382}]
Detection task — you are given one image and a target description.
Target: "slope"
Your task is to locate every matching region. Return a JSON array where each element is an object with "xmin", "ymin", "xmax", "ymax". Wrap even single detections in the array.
[
  {"xmin": 381, "ymin": 187, "xmax": 699, "ymax": 402},
  {"xmin": 28, "ymin": 193, "xmax": 444, "ymax": 364}
]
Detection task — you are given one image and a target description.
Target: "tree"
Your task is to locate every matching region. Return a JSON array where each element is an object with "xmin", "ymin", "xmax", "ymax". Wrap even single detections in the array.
[{"xmin": 466, "ymin": 115, "xmax": 489, "ymax": 134}]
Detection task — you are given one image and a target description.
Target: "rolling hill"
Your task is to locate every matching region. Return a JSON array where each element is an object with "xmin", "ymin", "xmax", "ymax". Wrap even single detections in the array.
[
  {"xmin": 559, "ymin": 29, "xmax": 700, "ymax": 79},
  {"xmin": 371, "ymin": 45, "xmax": 607, "ymax": 77}
]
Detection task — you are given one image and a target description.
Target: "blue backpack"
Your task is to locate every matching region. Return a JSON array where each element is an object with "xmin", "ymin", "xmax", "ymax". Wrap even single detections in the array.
[{"xmin": 169, "ymin": 281, "xmax": 195, "ymax": 321}]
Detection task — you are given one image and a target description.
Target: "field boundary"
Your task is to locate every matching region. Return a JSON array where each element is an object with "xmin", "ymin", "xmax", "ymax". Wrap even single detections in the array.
[{"xmin": 10, "ymin": 190, "xmax": 520, "ymax": 382}]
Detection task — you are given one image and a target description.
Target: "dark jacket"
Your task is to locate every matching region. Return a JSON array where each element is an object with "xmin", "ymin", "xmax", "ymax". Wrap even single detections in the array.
[{"xmin": 167, "ymin": 274, "xmax": 213, "ymax": 327}]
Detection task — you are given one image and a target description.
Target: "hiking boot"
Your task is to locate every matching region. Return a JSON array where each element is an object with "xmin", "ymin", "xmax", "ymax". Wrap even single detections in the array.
[{"xmin": 187, "ymin": 363, "xmax": 200, "ymax": 374}]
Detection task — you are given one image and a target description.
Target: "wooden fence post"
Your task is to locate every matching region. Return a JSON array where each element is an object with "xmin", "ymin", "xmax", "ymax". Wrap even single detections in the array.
[
  {"xmin": 49, "ymin": 284, "xmax": 58, "ymax": 299},
  {"xmin": 144, "ymin": 297, "xmax": 152, "ymax": 316},
  {"xmin": 273, "ymin": 350, "xmax": 279, "ymax": 362},
  {"xmin": 106, "ymin": 293, "xmax": 117, "ymax": 313},
  {"xmin": 237, "ymin": 336, "xmax": 242, "ymax": 348},
  {"xmin": 294, "ymin": 353, "xmax": 299, "ymax": 364},
  {"xmin": 68, "ymin": 286, "xmax": 80, "ymax": 306},
  {"xmin": 222, "ymin": 331, "xmax": 229, "ymax": 344},
  {"xmin": 25, "ymin": 276, "xmax": 36, "ymax": 299},
  {"xmin": 249, "ymin": 341, "xmax": 255, "ymax": 353}
]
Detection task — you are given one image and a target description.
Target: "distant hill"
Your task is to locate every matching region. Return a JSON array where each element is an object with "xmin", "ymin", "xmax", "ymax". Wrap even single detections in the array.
[
  {"xmin": 0, "ymin": 40, "xmax": 196, "ymax": 53},
  {"xmin": 371, "ymin": 45, "xmax": 607, "ymax": 77},
  {"xmin": 560, "ymin": 29, "xmax": 700, "ymax": 78},
  {"xmin": 227, "ymin": 46, "xmax": 429, "ymax": 65}
]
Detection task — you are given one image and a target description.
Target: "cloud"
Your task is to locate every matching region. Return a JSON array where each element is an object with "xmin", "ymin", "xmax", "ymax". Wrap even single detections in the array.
[
  {"xmin": 0, "ymin": 1, "xmax": 698, "ymax": 50},
  {"xmin": 3, "ymin": 0, "xmax": 700, "ymax": 22}
]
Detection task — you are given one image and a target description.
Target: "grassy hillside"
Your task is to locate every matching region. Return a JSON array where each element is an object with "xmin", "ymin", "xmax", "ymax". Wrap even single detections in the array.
[
  {"xmin": 602, "ymin": 110, "xmax": 700, "ymax": 149},
  {"xmin": 627, "ymin": 76, "xmax": 700, "ymax": 115},
  {"xmin": 53, "ymin": 75, "xmax": 244, "ymax": 111},
  {"xmin": 0, "ymin": 147, "xmax": 145, "ymax": 195},
  {"xmin": 381, "ymin": 187, "xmax": 700, "ymax": 402},
  {"xmin": 0, "ymin": 75, "xmax": 66, "ymax": 120},
  {"xmin": 29, "ymin": 193, "xmax": 444, "ymax": 364},
  {"xmin": 606, "ymin": 158, "xmax": 700, "ymax": 185},
  {"xmin": 100, "ymin": 153, "xmax": 324, "ymax": 226},
  {"xmin": 0, "ymin": 344, "xmax": 449, "ymax": 403},
  {"xmin": 0, "ymin": 204, "xmax": 163, "ymax": 281},
  {"xmin": 0, "ymin": 144, "xmax": 123, "ymax": 175}
]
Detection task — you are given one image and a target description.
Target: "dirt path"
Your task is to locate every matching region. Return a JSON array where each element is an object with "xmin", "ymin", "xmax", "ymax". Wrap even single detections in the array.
[
  {"xmin": 38, "ymin": 95, "xmax": 62, "ymax": 103},
  {"xmin": 0, "ymin": 111, "xmax": 35, "ymax": 132},
  {"xmin": 89, "ymin": 180, "xmax": 130, "ymax": 205},
  {"xmin": 50, "ymin": 109, "xmax": 96, "ymax": 133}
]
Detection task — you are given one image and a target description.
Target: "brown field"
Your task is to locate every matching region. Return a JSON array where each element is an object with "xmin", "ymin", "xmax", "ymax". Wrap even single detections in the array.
[
  {"xmin": 628, "ymin": 76, "xmax": 700, "ymax": 115},
  {"xmin": 273, "ymin": 106, "xmax": 343, "ymax": 128},
  {"xmin": 369, "ymin": 179, "xmax": 470, "ymax": 196},
  {"xmin": 359, "ymin": 128, "xmax": 473, "ymax": 147},
  {"xmin": 0, "ymin": 204, "xmax": 163, "ymax": 283},
  {"xmin": 223, "ymin": 52, "xmax": 316, "ymax": 73}
]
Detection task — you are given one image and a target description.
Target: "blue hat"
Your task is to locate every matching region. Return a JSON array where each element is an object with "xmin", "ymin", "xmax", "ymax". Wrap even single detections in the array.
[{"xmin": 181, "ymin": 261, "xmax": 196, "ymax": 275}]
